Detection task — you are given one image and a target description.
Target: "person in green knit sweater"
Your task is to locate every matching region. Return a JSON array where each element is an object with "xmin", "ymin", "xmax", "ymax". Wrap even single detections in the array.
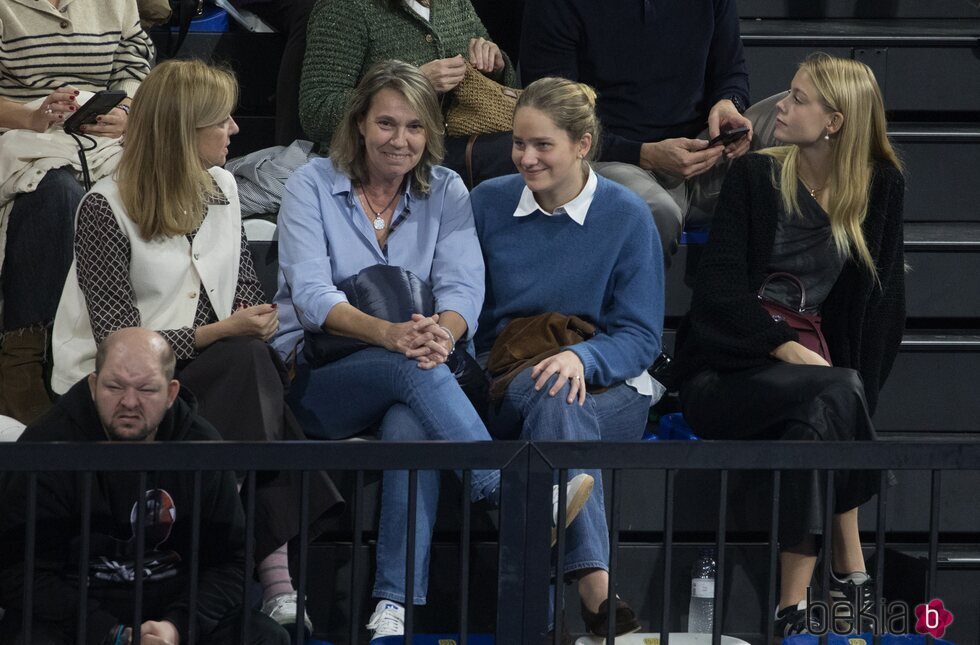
[{"xmin": 300, "ymin": 0, "xmax": 518, "ymax": 184}]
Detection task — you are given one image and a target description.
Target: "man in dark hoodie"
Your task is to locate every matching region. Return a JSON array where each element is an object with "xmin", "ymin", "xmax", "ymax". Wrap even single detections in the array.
[{"xmin": 0, "ymin": 328, "xmax": 288, "ymax": 645}]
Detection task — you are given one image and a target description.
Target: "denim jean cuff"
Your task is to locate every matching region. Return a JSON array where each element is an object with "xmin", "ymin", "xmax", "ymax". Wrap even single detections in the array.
[
  {"xmin": 372, "ymin": 587, "xmax": 428, "ymax": 606},
  {"xmin": 470, "ymin": 470, "xmax": 500, "ymax": 504},
  {"xmin": 559, "ymin": 559, "xmax": 609, "ymax": 578}
]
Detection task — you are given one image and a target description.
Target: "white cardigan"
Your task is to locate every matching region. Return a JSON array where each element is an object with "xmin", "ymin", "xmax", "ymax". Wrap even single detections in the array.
[{"xmin": 51, "ymin": 167, "xmax": 242, "ymax": 393}]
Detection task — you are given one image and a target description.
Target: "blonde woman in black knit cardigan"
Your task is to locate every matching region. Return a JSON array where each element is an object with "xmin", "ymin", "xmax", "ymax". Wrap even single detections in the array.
[{"xmin": 674, "ymin": 53, "xmax": 905, "ymax": 639}]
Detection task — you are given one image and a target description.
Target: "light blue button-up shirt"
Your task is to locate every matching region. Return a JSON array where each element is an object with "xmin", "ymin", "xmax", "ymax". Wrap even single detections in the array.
[{"xmin": 271, "ymin": 157, "xmax": 485, "ymax": 358}]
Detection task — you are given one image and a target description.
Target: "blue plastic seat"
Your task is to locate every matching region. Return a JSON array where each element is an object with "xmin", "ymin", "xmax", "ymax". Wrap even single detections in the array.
[{"xmin": 643, "ymin": 412, "xmax": 699, "ymax": 441}]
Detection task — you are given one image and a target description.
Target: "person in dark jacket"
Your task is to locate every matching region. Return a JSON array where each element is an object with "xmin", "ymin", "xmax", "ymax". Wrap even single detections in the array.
[
  {"xmin": 674, "ymin": 54, "xmax": 905, "ymax": 639},
  {"xmin": 520, "ymin": 0, "xmax": 782, "ymax": 262},
  {"xmin": 0, "ymin": 328, "xmax": 288, "ymax": 645}
]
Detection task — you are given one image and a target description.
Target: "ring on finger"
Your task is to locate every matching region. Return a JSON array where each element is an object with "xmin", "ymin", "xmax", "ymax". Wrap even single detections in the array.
[{"xmin": 574, "ymin": 375, "xmax": 581, "ymax": 381}]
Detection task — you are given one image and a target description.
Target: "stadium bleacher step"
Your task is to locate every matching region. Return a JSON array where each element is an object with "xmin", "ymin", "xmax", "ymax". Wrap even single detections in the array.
[
  {"xmin": 739, "ymin": 0, "xmax": 980, "ymax": 20},
  {"xmin": 893, "ymin": 126, "xmax": 980, "ymax": 223},
  {"xmin": 739, "ymin": 19, "xmax": 980, "ymax": 114},
  {"xmin": 904, "ymin": 223, "xmax": 980, "ymax": 318}
]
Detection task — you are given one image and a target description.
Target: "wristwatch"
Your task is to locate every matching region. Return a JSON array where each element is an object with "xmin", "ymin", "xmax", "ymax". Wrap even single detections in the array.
[{"xmin": 727, "ymin": 94, "xmax": 747, "ymax": 114}]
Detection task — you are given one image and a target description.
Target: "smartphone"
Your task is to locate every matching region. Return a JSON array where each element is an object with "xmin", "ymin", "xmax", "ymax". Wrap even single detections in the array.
[
  {"xmin": 708, "ymin": 126, "xmax": 750, "ymax": 148},
  {"xmin": 63, "ymin": 90, "xmax": 127, "ymax": 134}
]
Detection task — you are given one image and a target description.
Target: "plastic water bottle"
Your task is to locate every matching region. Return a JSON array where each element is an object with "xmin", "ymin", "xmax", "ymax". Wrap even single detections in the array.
[{"xmin": 688, "ymin": 548, "xmax": 716, "ymax": 633}]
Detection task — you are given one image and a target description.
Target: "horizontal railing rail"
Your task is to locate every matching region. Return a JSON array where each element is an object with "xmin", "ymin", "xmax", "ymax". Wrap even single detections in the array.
[{"xmin": 2, "ymin": 439, "xmax": 979, "ymax": 471}]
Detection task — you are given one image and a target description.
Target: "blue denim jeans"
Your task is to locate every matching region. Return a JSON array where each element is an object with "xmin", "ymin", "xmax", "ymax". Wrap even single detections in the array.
[
  {"xmin": 2, "ymin": 168, "xmax": 84, "ymax": 329},
  {"xmin": 489, "ymin": 369, "xmax": 651, "ymax": 576},
  {"xmin": 286, "ymin": 347, "xmax": 498, "ymax": 605}
]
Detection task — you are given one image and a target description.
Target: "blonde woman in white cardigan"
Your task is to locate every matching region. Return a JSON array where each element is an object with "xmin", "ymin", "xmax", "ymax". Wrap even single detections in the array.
[{"xmin": 51, "ymin": 59, "xmax": 342, "ymax": 637}]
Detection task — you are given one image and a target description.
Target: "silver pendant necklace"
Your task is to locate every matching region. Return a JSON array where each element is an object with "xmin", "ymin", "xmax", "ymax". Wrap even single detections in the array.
[{"xmin": 361, "ymin": 184, "xmax": 402, "ymax": 231}]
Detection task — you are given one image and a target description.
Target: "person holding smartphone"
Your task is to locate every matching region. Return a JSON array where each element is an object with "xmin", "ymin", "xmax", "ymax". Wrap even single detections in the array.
[
  {"xmin": 520, "ymin": 0, "xmax": 784, "ymax": 265},
  {"xmin": 0, "ymin": 0, "xmax": 154, "ymax": 425}
]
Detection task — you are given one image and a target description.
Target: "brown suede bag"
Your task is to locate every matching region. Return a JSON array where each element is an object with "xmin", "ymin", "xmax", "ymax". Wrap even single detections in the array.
[{"xmin": 487, "ymin": 312, "xmax": 605, "ymax": 401}]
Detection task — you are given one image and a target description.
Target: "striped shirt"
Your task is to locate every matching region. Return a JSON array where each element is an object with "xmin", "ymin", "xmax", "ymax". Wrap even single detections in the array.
[{"xmin": 0, "ymin": 0, "xmax": 154, "ymax": 102}]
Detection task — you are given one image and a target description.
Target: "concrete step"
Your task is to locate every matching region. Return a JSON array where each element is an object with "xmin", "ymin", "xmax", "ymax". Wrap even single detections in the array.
[
  {"xmin": 304, "ymin": 540, "xmax": 980, "ymax": 643},
  {"xmin": 740, "ymin": 20, "xmax": 980, "ymax": 114},
  {"xmin": 739, "ymin": 0, "xmax": 980, "ymax": 20}
]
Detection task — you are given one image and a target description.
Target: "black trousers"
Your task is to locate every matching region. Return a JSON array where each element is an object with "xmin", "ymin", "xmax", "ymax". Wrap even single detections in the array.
[
  {"xmin": 246, "ymin": 0, "xmax": 316, "ymax": 146},
  {"xmin": 443, "ymin": 131, "xmax": 516, "ymax": 189},
  {"xmin": 177, "ymin": 337, "xmax": 344, "ymax": 562},
  {"xmin": 2, "ymin": 169, "xmax": 84, "ymax": 330},
  {"xmin": 679, "ymin": 362, "xmax": 883, "ymax": 548}
]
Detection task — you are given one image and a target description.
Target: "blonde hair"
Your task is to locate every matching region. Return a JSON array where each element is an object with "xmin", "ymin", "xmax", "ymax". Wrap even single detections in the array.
[
  {"xmin": 515, "ymin": 77, "xmax": 602, "ymax": 161},
  {"xmin": 118, "ymin": 59, "xmax": 238, "ymax": 240},
  {"xmin": 330, "ymin": 60, "xmax": 444, "ymax": 194},
  {"xmin": 761, "ymin": 52, "xmax": 902, "ymax": 280}
]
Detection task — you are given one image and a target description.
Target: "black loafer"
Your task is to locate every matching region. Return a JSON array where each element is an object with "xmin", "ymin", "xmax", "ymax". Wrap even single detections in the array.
[{"xmin": 580, "ymin": 597, "xmax": 642, "ymax": 637}]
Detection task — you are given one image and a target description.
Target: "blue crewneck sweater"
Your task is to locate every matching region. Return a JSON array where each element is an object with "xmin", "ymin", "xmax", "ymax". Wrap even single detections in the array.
[{"xmin": 472, "ymin": 174, "xmax": 665, "ymax": 386}]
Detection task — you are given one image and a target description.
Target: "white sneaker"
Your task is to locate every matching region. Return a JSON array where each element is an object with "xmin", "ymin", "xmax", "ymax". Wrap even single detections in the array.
[
  {"xmin": 551, "ymin": 473, "xmax": 595, "ymax": 546},
  {"xmin": 260, "ymin": 591, "xmax": 313, "ymax": 635},
  {"xmin": 367, "ymin": 599, "xmax": 405, "ymax": 641}
]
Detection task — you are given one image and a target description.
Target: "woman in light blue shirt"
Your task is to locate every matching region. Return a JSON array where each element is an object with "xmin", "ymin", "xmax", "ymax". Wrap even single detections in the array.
[{"xmin": 273, "ymin": 60, "xmax": 496, "ymax": 639}]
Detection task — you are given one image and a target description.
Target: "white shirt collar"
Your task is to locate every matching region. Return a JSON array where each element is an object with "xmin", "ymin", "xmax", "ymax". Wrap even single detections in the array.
[
  {"xmin": 513, "ymin": 167, "xmax": 598, "ymax": 226},
  {"xmin": 404, "ymin": 0, "xmax": 431, "ymax": 21}
]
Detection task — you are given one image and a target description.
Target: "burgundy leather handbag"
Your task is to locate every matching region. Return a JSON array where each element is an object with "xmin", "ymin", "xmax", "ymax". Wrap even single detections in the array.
[{"xmin": 757, "ymin": 272, "xmax": 832, "ymax": 364}]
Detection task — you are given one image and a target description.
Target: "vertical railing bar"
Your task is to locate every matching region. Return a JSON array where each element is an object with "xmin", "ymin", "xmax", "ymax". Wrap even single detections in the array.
[
  {"xmin": 766, "ymin": 471, "xmax": 781, "ymax": 642},
  {"xmin": 820, "ymin": 470, "xmax": 834, "ymax": 645},
  {"xmin": 187, "ymin": 470, "xmax": 203, "ymax": 645},
  {"xmin": 349, "ymin": 470, "xmax": 366, "ymax": 645},
  {"xmin": 553, "ymin": 468, "xmax": 569, "ymax": 645},
  {"xmin": 711, "ymin": 470, "xmax": 728, "ymax": 645},
  {"xmin": 926, "ymin": 469, "xmax": 942, "ymax": 645},
  {"xmin": 76, "ymin": 471, "xmax": 93, "ymax": 644},
  {"xmin": 296, "ymin": 471, "xmax": 311, "ymax": 645},
  {"xmin": 606, "ymin": 468, "xmax": 621, "ymax": 645},
  {"xmin": 873, "ymin": 470, "xmax": 888, "ymax": 645},
  {"xmin": 661, "ymin": 469, "xmax": 676, "ymax": 645},
  {"xmin": 927, "ymin": 469, "xmax": 941, "ymax": 600},
  {"xmin": 132, "ymin": 471, "xmax": 148, "ymax": 645},
  {"xmin": 241, "ymin": 471, "xmax": 257, "ymax": 645},
  {"xmin": 404, "ymin": 469, "xmax": 418, "ymax": 643},
  {"xmin": 459, "ymin": 469, "xmax": 472, "ymax": 645},
  {"xmin": 21, "ymin": 473, "xmax": 37, "ymax": 645}
]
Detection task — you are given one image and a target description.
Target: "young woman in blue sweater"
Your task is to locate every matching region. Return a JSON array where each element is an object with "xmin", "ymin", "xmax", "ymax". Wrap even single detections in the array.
[{"xmin": 471, "ymin": 77, "xmax": 666, "ymax": 637}]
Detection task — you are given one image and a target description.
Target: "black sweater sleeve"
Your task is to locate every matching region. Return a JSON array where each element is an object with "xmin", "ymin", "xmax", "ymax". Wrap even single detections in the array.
[
  {"xmin": 683, "ymin": 155, "xmax": 797, "ymax": 371},
  {"xmin": 519, "ymin": 0, "xmax": 643, "ymax": 164},
  {"xmin": 859, "ymin": 167, "xmax": 906, "ymax": 413},
  {"xmin": 704, "ymin": 0, "xmax": 750, "ymax": 108}
]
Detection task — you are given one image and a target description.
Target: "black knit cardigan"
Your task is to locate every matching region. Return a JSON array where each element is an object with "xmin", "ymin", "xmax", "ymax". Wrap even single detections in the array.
[{"xmin": 674, "ymin": 153, "xmax": 906, "ymax": 415}]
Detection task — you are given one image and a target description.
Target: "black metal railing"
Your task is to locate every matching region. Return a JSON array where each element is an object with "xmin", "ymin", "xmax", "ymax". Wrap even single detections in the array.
[
  {"xmin": 1, "ymin": 440, "xmax": 978, "ymax": 645},
  {"xmin": 533, "ymin": 441, "xmax": 980, "ymax": 645}
]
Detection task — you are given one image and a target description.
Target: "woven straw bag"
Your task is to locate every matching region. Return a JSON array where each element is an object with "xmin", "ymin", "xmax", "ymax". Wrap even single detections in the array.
[{"xmin": 445, "ymin": 63, "xmax": 522, "ymax": 137}]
